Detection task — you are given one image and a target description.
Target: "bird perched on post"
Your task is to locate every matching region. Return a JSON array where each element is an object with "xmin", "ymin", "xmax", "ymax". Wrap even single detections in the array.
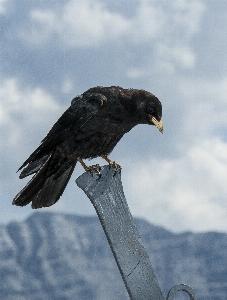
[{"xmin": 13, "ymin": 86, "xmax": 163, "ymax": 209}]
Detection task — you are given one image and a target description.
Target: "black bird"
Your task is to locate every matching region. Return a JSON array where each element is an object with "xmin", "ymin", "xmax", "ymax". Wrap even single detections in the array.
[{"xmin": 13, "ymin": 86, "xmax": 163, "ymax": 209}]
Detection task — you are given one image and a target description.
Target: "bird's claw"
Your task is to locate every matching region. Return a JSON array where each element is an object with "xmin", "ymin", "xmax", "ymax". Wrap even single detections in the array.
[
  {"xmin": 100, "ymin": 154, "xmax": 121, "ymax": 174},
  {"xmin": 108, "ymin": 160, "xmax": 121, "ymax": 174},
  {"xmin": 86, "ymin": 164, "xmax": 101, "ymax": 177}
]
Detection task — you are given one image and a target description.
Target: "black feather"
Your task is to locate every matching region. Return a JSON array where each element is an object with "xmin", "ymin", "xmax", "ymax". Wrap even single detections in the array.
[
  {"xmin": 13, "ymin": 155, "xmax": 76, "ymax": 208},
  {"xmin": 13, "ymin": 86, "xmax": 162, "ymax": 208}
]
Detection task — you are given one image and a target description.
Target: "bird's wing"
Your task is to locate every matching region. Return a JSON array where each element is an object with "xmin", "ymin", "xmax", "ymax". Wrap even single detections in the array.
[{"xmin": 18, "ymin": 93, "xmax": 107, "ymax": 171}]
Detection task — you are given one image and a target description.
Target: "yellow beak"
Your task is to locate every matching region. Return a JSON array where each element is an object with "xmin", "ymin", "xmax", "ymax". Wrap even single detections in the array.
[{"xmin": 151, "ymin": 117, "xmax": 163, "ymax": 134}]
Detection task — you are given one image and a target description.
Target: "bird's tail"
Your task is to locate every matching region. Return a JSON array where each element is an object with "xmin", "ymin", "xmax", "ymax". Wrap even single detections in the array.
[{"xmin": 13, "ymin": 155, "xmax": 76, "ymax": 209}]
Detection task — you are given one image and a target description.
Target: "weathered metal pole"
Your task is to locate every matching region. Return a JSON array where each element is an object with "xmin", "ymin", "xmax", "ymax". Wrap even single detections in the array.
[{"xmin": 76, "ymin": 165, "xmax": 196, "ymax": 300}]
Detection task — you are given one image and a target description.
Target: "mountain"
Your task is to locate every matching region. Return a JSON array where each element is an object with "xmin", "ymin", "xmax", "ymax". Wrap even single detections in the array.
[{"xmin": 0, "ymin": 212, "xmax": 226, "ymax": 299}]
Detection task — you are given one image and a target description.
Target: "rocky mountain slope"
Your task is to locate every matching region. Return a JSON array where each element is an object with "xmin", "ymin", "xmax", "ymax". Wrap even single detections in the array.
[{"xmin": 0, "ymin": 212, "xmax": 226, "ymax": 299}]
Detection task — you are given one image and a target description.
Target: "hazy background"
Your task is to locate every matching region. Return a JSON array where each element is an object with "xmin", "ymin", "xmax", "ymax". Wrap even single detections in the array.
[{"xmin": 1, "ymin": 0, "xmax": 227, "ymax": 233}]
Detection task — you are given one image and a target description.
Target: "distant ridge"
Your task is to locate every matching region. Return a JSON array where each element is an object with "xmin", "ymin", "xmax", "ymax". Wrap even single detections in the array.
[{"xmin": 0, "ymin": 212, "xmax": 226, "ymax": 299}]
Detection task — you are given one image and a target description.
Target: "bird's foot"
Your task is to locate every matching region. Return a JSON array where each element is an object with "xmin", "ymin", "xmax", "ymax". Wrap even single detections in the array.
[
  {"xmin": 77, "ymin": 157, "xmax": 101, "ymax": 176},
  {"xmin": 85, "ymin": 164, "xmax": 101, "ymax": 176},
  {"xmin": 109, "ymin": 160, "xmax": 121, "ymax": 173},
  {"xmin": 100, "ymin": 154, "xmax": 121, "ymax": 173}
]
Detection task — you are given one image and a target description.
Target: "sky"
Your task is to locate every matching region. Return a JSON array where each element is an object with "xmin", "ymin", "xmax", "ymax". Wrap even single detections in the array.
[{"xmin": 1, "ymin": 0, "xmax": 227, "ymax": 233}]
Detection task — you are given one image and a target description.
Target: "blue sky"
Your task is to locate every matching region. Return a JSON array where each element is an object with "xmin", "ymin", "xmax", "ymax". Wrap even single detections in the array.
[{"xmin": 1, "ymin": 0, "xmax": 227, "ymax": 232}]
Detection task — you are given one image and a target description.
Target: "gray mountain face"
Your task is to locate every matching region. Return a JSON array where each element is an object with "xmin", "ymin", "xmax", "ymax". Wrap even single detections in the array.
[{"xmin": 0, "ymin": 212, "xmax": 226, "ymax": 300}]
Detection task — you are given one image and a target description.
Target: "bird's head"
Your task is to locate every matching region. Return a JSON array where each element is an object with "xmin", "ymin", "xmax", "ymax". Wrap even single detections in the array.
[{"xmin": 128, "ymin": 89, "xmax": 163, "ymax": 133}]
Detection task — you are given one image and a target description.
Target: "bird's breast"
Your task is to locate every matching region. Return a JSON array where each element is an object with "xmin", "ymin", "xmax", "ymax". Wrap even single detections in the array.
[{"xmin": 72, "ymin": 118, "xmax": 135, "ymax": 159}]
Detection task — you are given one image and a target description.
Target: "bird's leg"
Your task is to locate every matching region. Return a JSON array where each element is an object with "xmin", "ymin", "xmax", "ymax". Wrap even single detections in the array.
[
  {"xmin": 77, "ymin": 157, "xmax": 101, "ymax": 176},
  {"xmin": 100, "ymin": 154, "xmax": 121, "ymax": 171}
]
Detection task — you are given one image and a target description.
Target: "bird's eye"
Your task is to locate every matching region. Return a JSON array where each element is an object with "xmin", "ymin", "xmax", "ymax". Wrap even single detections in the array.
[{"xmin": 148, "ymin": 107, "xmax": 154, "ymax": 115}]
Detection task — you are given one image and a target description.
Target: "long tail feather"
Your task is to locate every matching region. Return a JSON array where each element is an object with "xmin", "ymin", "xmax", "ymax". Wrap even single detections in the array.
[
  {"xmin": 13, "ymin": 156, "xmax": 76, "ymax": 208},
  {"xmin": 19, "ymin": 155, "xmax": 50, "ymax": 179}
]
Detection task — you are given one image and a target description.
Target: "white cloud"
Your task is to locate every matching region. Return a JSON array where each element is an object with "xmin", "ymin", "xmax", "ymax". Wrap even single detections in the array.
[
  {"xmin": 128, "ymin": 2, "xmax": 165, "ymax": 43},
  {"xmin": 21, "ymin": 0, "xmax": 130, "ymax": 48},
  {"xmin": 126, "ymin": 67, "xmax": 152, "ymax": 79},
  {"xmin": 0, "ymin": 0, "xmax": 8, "ymax": 14},
  {"xmin": 18, "ymin": 0, "xmax": 205, "ymax": 73},
  {"xmin": 61, "ymin": 78, "xmax": 75, "ymax": 94},
  {"xmin": 124, "ymin": 137, "xmax": 227, "ymax": 233},
  {"xmin": 172, "ymin": 0, "xmax": 205, "ymax": 37},
  {"xmin": 178, "ymin": 76, "xmax": 227, "ymax": 142},
  {"xmin": 61, "ymin": 0, "xmax": 130, "ymax": 47},
  {"xmin": 157, "ymin": 44, "xmax": 196, "ymax": 69},
  {"xmin": 0, "ymin": 78, "xmax": 62, "ymax": 153}
]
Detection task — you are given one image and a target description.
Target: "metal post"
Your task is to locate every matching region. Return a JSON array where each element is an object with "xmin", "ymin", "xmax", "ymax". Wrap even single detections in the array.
[{"xmin": 76, "ymin": 165, "xmax": 196, "ymax": 300}]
